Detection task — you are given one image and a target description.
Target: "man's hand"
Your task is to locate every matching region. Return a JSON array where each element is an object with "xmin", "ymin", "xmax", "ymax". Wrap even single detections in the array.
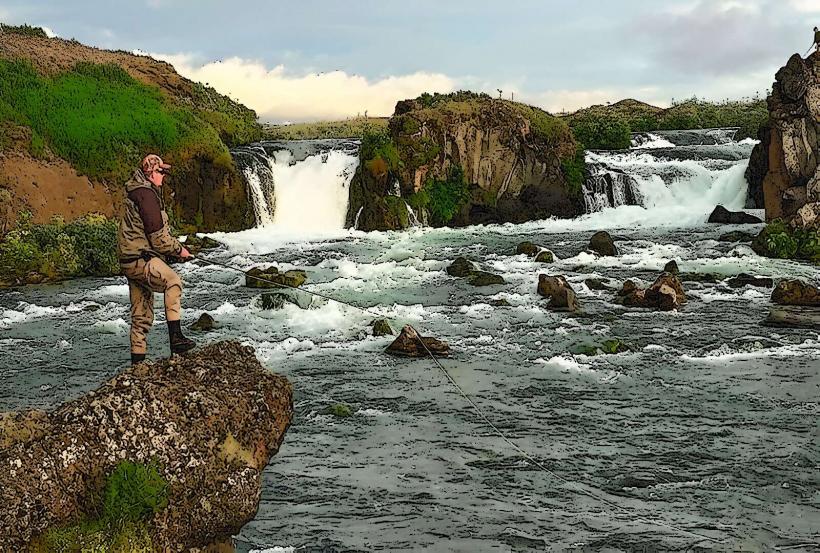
[{"xmin": 179, "ymin": 247, "xmax": 192, "ymax": 260}]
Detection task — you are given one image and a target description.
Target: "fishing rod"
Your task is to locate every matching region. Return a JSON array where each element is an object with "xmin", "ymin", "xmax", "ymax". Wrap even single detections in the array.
[{"xmin": 190, "ymin": 253, "xmax": 731, "ymax": 545}]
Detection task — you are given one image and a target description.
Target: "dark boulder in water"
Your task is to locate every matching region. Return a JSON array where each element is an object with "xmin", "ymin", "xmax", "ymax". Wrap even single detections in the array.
[
  {"xmin": 0, "ymin": 342, "xmax": 293, "ymax": 551},
  {"xmin": 385, "ymin": 325, "xmax": 450, "ymax": 357},
  {"xmin": 190, "ymin": 313, "xmax": 216, "ymax": 331},
  {"xmin": 584, "ymin": 278, "xmax": 611, "ymax": 291},
  {"xmin": 589, "ymin": 231, "xmax": 618, "ymax": 256},
  {"xmin": 718, "ymin": 230, "xmax": 756, "ymax": 242},
  {"xmin": 466, "ymin": 271, "xmax": 505, "ymax": 287},
  {"xmin": 663, "ymin": 260, "xmax": 680, "ymax": 274},
  {"xmin": 535, "ymin": 250, "xmax": 554, "ymax": 263},
  {"xmin": 771, "ymin": 279, "xmax": 820, "ymax": 306},
  {"xmin": 537, "ymin": 275, "xmax": 579, "ymax": 311},
  {"xmin": 516, "ymin": 241, "xmax": 544, "ymax": 257},
  {"xmin": 726, "ymin": 273, "xmax": 774, "ymax": 289},
  {"xmin": 446, "ymin": 257, "xmax": 477, "ymax": 277},
  {"xmin": 707, "ymin": 205, "xmax": 763, "ymax": 224},
  {"xmin": 183, "ymin": 235, "xmax": 222, "ymax": 256},
  {"xmin": 616, "ymin": 273, "xmax": 686, "ymax": 311}
]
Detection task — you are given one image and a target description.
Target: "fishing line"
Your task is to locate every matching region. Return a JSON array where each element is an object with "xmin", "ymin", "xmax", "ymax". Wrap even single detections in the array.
[{"xmin": 191, "ymin": 253, "xmax": 732, "ymax": 545}]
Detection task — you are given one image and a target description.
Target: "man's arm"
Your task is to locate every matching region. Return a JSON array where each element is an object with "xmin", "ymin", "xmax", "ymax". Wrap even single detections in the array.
[{"xmin": 129, "ymin": 188, "xmax": 184, "ymax": 258}]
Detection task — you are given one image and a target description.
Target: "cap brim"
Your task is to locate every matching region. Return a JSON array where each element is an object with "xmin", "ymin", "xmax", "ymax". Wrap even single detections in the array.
[{"xmin": 159, "ymin": 162, "xmax": 172, "ymax": 169}]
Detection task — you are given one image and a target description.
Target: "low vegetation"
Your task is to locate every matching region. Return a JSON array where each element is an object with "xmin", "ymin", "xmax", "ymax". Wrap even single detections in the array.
[
  {"xmin": 407, "ymin": 165, "xmax": 470, "ymax": 226},
  {"xmin": 0, "ymin": 212, "xmax": 119, "ymax": 285},
  {"xmin": 0, "ymin": 59, "xmax": 232, "ymax": 182},
  {"xmin": 264, "ymin": 116, "xmax": 388, "ymax": 140},
  {"xmin": 752, "ymin": 219, "xmax": 820, "ymax": 263},
  {"xmin": 0, "ymin": 23, "xmax": 49, "ymax": 38},
  {"xmin": 565, "ymin": 96, "xmax": 769, "ymax": 150},
  {"xmin": 32, "ymin": 460, "xmax": 169, "ymax": 553}
]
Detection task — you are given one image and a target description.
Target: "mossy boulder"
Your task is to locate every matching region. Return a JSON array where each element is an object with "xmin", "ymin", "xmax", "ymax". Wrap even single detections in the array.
[
  {"xmin": 183, "ymin": 235, "xmax": 222, "ymax": 256},
  {"xmin": 535, "ymin": 250, "xmax": 554, "ymax": 263},
  {"xmin": 190, "ymin": 313, "xmax": 216, "ymax": 331},
  {"xmin": 245, "ymin": 266, "xmax": 307, "ymax": 289},
  {"xmin": 326, "ymin": 404, "xmax": 354, "ymax": 418},
  {"xmin": 446, "ymin": 257, "xmax": 477, "ymax": 277},
  {"xmin": 516, "ymin": 241, "xmax": 542, "ymax": 256},
  {"xmin": 372, "ymin": 319, "xmax": 394, "ymax": 336},
  {"xmin": 466, "ymin": 271, "xmax": 505, "ymax": 287}
]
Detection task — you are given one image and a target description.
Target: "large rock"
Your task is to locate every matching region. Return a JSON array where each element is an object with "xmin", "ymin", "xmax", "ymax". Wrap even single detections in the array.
[
  {"xmin": 747, "ymin": 52, "xmax": 820, "ymax": 226},
  {"xmin": 537, "ymin": 274, "xmax": 579, "ymax": 311},
  {"xmin": 707, "ymin": 205, "xmax": 763, "ymax": 224},
  {"xmin": 771, "ymin": 279, "xmax": 820, "ymax": 306},
  {"xmin": 466, "ymin": 270, "xmax": 506, "ymax": 287},
  {"xmin": 385, "ymin": 325, "xmax": 450, "ymax": 357},
  {"xmin": 764, "ymin": 306, "xmax": 820, "ymax": 329},
  {"xmin": 346, "ymin": 94, "xmax": 583, "ymax": 230},
  {"xmin": 0, "ymin": 342, "xmax": 293, "ymax": 550},
  {"xmin": 446, "ymin": 257, "xmax": 477, "ymax": 277},
  {"xmin": 589, "ymin": 231, "xmax": 618, "ymax": 256}
]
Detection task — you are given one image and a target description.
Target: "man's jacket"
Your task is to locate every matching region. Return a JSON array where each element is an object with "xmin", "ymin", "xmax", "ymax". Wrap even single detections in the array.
[{"xmin": 118, "ymin": 169, "xmax": 183, "ymax": 264}]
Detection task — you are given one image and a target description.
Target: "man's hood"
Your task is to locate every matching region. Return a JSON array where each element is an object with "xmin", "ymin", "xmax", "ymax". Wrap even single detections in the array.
[{"xmin": 125, "ymin": 169, "xmax": 157, "ymax": 193}]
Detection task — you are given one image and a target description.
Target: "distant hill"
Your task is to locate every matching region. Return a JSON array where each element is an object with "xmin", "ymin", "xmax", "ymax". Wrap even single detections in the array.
[{"xmin": 263, "ymin": 117, "xmax": 389, "ymax": 140}]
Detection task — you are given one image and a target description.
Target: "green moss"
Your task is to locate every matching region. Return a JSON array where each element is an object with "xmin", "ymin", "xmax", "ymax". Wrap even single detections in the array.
[
  {"xmin": 509, "ymin": 102, "xmax": 572, "ymax": 146},
  {"xmin": 561, "ymin": 144, "xmax": 585, "ymax": 200},
  {"xmin": 753, "ymin": 219, "xmax": 820, "ymax": 262},
  {"xmin": 360, "ymin": 128, "xmax": 401, "ymax": 172},
  {"xmin": 422, "ymin": 165, "xmax": 470, "ymax": 226},
  {"xmin": 34, "ymin": 461, "xmax": 167, "ymax": 553},
  {"xmin": 384, "ymin": 196, "xmax": 410, "ymax": 228},
  {"xmin": 414, "ymin": 90, "xmax": 492, "ymax": 108},
  {"xmin": 328, "ymin": 403, "xmax": 354, "ymax": 418}
]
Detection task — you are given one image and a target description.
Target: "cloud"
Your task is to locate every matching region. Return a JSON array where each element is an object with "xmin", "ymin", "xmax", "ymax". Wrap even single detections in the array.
[
  {"xmin": 41, "ymin": 26, "xmax": 58, "ymax": 38},
  {"xmin": 143, "ymin": 52, "xmax": 456, "ymax": 122},
  {"xmin": 789, "ymin": 0, "xmax": 820, "ymax": 12}
]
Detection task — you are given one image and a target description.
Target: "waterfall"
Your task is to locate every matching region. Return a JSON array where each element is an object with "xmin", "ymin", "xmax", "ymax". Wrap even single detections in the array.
[
  {"xmin": 233, "ymin": 140, "xmax": 359, "ymax": 232},
  {"xmin": 406, "ymin": 203, "xmax": 421, "ymax": 227},
  {"xmin": 353, "ymin": 206, "xmax": 364, "ymax": 230},
  {"xmin": 582, "ymin": 128, "xmax": 756, "ymax": 222}
]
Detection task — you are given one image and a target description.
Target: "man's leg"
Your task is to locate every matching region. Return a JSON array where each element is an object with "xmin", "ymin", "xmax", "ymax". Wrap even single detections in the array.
[
  {"xmin": 143, "ymin": 257, "xmax": 195, "ymax": 354},
  {"xmin": 127, "ymin": 277, "xmax": 154, "ymax": 364}
]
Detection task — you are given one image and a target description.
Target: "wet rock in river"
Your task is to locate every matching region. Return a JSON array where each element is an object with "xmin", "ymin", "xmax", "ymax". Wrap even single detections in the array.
[
  {"xmin": 707, "ymin": 205, "xmax": 763, "ymax": 224},
  {"xmin": 764, "ymin": 306, "xmax": 820, "ymax": 329},
  {"xmin": 385, "ymin": 325, "xmax": 450, "ymax": 357},
  {"xmin": 588, "ymin": 231, "xmax": 618, "ymax": 256},
  {"xmin": 446, "ymin": 257, "xmax": 477, "ymax": 277},
  {"xmin": 515, "ymin": 241, "xmax": 542, "ymax": 257},
  {"xmin": 466, "ymin": 271, "xmax": 506, "ymax": 287},
  {"xmin": 535, "ymin": 250, "xmax": 554, "ymax": 263},
  {"xmin": 537, "ymin": 275, "xmax": 579, "ymax": 311},
  {"xmin": 718, "ymin": 230, "xmax": 756, "ymax": 243},
  {"xmin": 663, "ymin": 260, "xmax": 680, "ymax": 274},
  {"xmin": 616, "ymin": 272, "xmax": 686, "ymax": 311},
  {"xmin": 584, "ymin": 278, "xmax": 611, "ymax": 291},
  {"xmin": 372, "ymin": 319, "xmax": 394, "ymax": 336},
  {"xmin": 245, "ymin": 266, "xmax": 307, "ymax": 289},
  {"xmin": 771, "ymin": 279, "xmax": 820, "ymax": 306},
  {"xmin": 726, "ymin": 273, "xmax": 774, "ymax": 289},
  {"xmin": 190, "ymin": 313, "xmax": 216, "ymax": 331}
]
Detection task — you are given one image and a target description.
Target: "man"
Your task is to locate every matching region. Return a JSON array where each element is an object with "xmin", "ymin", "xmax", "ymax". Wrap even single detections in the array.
[
  {"xmin": 118, "ymin": 154, "xmax": 195, "ymax": 364},
  {"xmin": 813, "ymin": 27, "xmax": 820, "ymax": 53}
]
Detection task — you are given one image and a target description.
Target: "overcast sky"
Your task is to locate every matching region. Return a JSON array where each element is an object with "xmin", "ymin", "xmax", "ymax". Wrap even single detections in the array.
[{"xmin": 3, "ymin": 0, "xmax": 819, "ymax": 122}]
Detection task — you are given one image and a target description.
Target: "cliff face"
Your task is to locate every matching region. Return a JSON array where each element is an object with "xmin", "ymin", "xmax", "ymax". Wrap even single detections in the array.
[
  {"xmin": 346, "ymin": 95, "xmax": 584, "ymax": 231},
  {"xmin": 747, "ymin": 52, "xmax": 820, "ymax": 228},
  {"xmin": 0, "ymin": 30, "xmax": 259, "ymax": 233}
]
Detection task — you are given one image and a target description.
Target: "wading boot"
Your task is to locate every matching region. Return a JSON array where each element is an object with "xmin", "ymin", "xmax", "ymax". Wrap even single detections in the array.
[
  {"xmin": 131, "ymin": 352, "xmax": 146, "ymax": 365},
  {"xmin": 168, "ymin": 320, "xmax": 196, "ymax": 355}
]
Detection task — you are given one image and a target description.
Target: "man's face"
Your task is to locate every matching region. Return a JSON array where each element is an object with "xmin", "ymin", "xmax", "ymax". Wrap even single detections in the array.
[{"xmin": 147, "ymin": 169, "xmax": 166, "ymax": 187}]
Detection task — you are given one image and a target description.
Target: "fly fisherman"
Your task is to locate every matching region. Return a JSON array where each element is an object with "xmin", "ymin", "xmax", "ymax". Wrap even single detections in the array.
[
  {"xmin": 118, "ymin": 154, "xmax": 195, "ymax": 364},
  {"xmin": 812, "ymin": 27, "xmax": 820, "ymax": 54}
]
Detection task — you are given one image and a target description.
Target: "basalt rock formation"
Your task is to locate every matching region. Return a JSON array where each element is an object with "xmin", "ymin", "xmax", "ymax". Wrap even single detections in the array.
[
  {"xmin": 0, "ymin": 341, "xmax": 292, "ymax": 551},
  {"xmin": 747, "ymin": 52, "xmax": 820, "ymax": 228},
  {"xmin": 346, "ymin": 93, "xmax": 584, "ymax": 231}
]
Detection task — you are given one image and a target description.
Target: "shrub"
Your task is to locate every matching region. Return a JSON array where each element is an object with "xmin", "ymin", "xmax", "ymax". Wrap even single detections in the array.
[
  {"xmin": 360, "ymin": 129, "xmax": 400, "ymax": 172},
  {"xmin": 570, "ymin": 113, "xmax": 632, "ymax": 150},
  {"xmin": 561, "ymin": 144, "xmax": 586, "ymax": 200},
  {"xmin": 753, "ymin": 219, "xmax": 820, "ymax": 262},
  {"xmin": 424, "ymin": 165, "xmax": 470, "ymax": 226},
  {"xmin": 0, "ymin": 23, "xmax": 49, "ymax": 38},
  {"xmin": 103, "ymin": 461, "xmax": 169, "ymax": 523}
]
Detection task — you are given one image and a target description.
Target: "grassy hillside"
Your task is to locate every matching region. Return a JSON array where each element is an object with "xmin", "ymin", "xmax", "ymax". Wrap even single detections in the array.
[
  {"xmin": 564, "ymin": 97, "xmax": 768, "ymax": 150},
  {"xmin": 263, "ymin": 116, "xmax": 389, "ymax": 140}
]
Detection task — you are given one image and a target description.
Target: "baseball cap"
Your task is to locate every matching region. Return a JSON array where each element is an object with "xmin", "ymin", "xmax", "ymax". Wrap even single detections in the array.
[{"xmin": 141, "ymin": 154, "xmax": 172, "ymax": 175}]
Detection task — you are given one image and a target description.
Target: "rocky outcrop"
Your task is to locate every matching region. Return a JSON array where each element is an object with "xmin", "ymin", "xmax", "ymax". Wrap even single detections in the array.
[
  {"xmin": 0, "ymin": 342, "xmax": 293, "ymax": 550},
  {"xmin": 747, "ymin": 52, "xmax": 820, "ymax": 227},
  {"xmin": 707, "ymin": 205, "xmax": 763, "ymax": 224},
  {"xmin": 346, "ymin": 93, "xmax": 583, "ymax": 230}
]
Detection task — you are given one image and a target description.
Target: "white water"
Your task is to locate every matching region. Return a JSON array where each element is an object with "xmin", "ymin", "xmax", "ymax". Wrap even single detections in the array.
[{"xmin": 268, "ymin": 149, "xmax": 358, "ymax": 232}]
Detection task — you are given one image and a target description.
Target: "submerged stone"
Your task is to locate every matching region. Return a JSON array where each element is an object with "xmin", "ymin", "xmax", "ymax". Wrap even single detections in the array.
[
  {"xmin": 466, "ymin": 271, "xmax": 505, "ymax": 287},
  {"xmin": 718, "ymin": 230, "xmax": 756, "ymax": 243},
  {"xmin": 446, "ymin": 257, "xmax": 477, "ymax": 277},
  {"xmin": 764, "ymin": 306, "xmax": 820, "ymax": 329},
  {"xmin": 372, "ymin": 319, "xmax": 394, "ymax": 337},
  {"xmin": 535, "ymin": 250, "xmax": 554, "ymax": 263},
  {"xmin": 726, "ymin": 273, "xmax": 774, "ymax": 289}
]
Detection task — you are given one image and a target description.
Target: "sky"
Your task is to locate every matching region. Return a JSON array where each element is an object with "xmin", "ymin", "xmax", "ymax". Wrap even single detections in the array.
[{"xmin": 2, "ymin": 0, "xmax": 819, "ymax": 122}]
